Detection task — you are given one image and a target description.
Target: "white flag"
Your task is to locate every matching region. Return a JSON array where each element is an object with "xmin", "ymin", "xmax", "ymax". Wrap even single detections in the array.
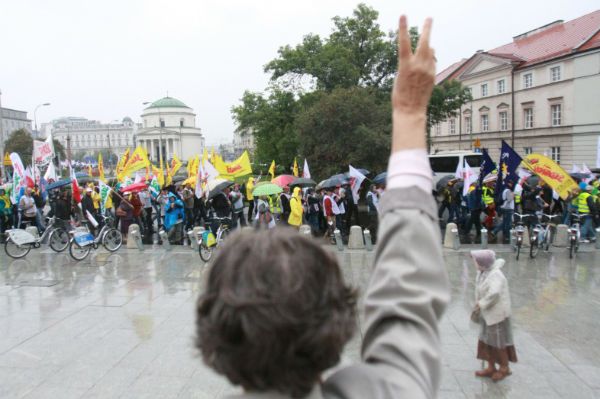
[
  {"xmin": 454, "ymin": 160, "xmax": 464, "ymax": 181},
  {"xmin": 33, "ymin": 133, "xmax": 55, "ymax": 166},
  {"xmin": 303, "ymin": 159, "xmax": 311, "ymax": 179},
  {"xmin": 571, "ymin": 164, "xmax": 581, "ymax": 174},
  {"xmin": 203, "ymin": 159, "xmax": 220, "ymax": 182},
  {"xmin": 195, "ymin": 162, "xmax": 205, "ymax": 199},
  {"xmin": 462, "ymin": 162, "xmax": 477, "ymax": 196},
  {"xmin": 582, "ymin": 163, "xmax": 593, "ymax": 183},
  {"xmin": 348, "ymin": 165, "xmax": 366, "ymax": 205},
  {"xmin": 44, "ymin": 162, "xmax": 57, "ymax": 182},
  {"xmin": 9, "ymin": 153, "xmax": 26, "ymax": 203}
]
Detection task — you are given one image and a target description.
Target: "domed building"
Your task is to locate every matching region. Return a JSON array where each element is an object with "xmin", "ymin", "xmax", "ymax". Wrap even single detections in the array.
[{"xmin": 136, "ymin": 96, "xmax": 205, "ymax": 162}]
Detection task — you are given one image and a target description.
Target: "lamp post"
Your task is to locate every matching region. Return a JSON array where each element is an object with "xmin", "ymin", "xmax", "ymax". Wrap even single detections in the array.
[
  {"xmin": 34, "ymin": 102, "xmax": 51, "ymax": 138},
  {"xmin": 106, "ymin": 119, "xmax": 118, "ymax": 174},
  {"xmin": 143, "ymin": 101, "xmax": 163, "ymax": 164}
]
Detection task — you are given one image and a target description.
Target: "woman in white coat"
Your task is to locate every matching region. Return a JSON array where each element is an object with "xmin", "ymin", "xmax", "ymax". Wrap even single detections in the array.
[{"xmin": 471, "ymin": 249, "xmax": 518, "ymax": 382}]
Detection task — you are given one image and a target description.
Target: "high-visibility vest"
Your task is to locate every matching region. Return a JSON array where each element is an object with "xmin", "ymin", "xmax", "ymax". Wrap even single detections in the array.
[
  {"xmin": 514, "ymin": 194, "xmax": 521, "ymax": 204},
  {"xmin": 571, "ymin": 196, "xmax": 579, "ymax": 211},
  {"xmin": 482, "ymin": 186, "xmax": 494, "ymax": 205},
  {"xmin": 578, "ymin": 193, "xmax": 591, "ymax": 214},
  {"xmin": 270, "ymin": 196, "xmax": 281, "ymax": 214}
]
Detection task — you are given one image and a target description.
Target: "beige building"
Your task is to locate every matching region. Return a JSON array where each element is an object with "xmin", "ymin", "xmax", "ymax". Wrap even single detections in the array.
[{"xmin": 432, "ymin": 11, "xmax": 600, "ymax": 169}]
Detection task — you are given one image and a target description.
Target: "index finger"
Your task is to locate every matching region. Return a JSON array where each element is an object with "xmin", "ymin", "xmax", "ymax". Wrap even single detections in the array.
[
  {"xmin": 416, "ymin": 18, "xmax": 433, "ymax": 54},
  {"xmin": 397, "ymin": 15, "xmax": 412, "ymax": 60}
]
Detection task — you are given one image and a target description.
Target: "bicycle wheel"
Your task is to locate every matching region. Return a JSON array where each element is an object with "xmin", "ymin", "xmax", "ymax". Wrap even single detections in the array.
[
  {"xmin": 530, "ymin": 239, "xmax": 539, "ymax": 258},
  {"xmin": 69, "ymin": 240, "xmax": 91, "ymax": 261},
  {"xmin": 569, "ymin": 239, "xmax": 575, "ymax": 259},
  {"xmin": 49, "ymin": 228, "xmax": 69, "ymax": 252},
  {"xmin": 102, "ymin": 228, "xmax": 123, "ymax": 252},
  {"xmin": 545, "ymin": 230, "xmax": 552, "ymax": 251},
  {"xmin": 199, "ymin": 243, "xmax": 213, "ymax": 262},
  {"xmin": 516, "ymin": 241, "xmax": 521, "ymax": 261},
  {"xmin": 4, "ymin": 238, "xmax": 31, "ymax": 259}
]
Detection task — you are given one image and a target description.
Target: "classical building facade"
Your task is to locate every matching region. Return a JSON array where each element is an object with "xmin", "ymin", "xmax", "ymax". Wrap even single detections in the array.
[
  {"xmin": 136, "ymin": 97, "xmax": 204, "ymax": 162},
  {"xmin": 51, "ymin": 116, "xmax": 137, "ymax": 159},
  {"xmin": 432, "ymin": 10, "xmax": 600, "ymax": 169},
  {"xmin": 1, "ymin": 107, "xmax": 32, "ymax": 137}
]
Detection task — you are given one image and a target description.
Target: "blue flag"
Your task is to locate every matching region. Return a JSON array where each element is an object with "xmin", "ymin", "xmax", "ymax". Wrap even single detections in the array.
[
  {"xmin": 475, "ymin": 149, "xmax": 497, "ymax": 204},
  {"xmin": 495, "ymin": 140, "xmax": 523, "ymax": 201}
]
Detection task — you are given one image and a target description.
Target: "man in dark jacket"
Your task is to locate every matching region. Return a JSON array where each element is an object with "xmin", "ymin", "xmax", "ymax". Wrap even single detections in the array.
[{"xmin": 81, "ymin": 187, "xmax": 97, "ymax": 234}]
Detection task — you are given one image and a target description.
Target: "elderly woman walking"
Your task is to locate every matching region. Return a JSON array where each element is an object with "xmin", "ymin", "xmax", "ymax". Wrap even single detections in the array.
[{"xmin": 471, "ymin": 249, "xmax": 517, "ymax": 382}]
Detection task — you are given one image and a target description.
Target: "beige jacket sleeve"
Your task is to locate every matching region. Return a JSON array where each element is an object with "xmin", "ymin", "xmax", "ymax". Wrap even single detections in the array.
[{"xmin": 324, "ymin": 186, "xmax": 451, "ymax": 399}]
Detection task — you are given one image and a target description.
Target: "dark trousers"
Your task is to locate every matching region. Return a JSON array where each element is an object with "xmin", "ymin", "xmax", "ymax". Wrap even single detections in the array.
[
  {"xmin": 367, "ymin": 212, "xmax": 379, "ymax": 243},
  {"xmin": 232, "ymin": 210, "xmax": 246, "ymax": 229},
  {"xmin": 144, "ymin": 207, "xmax": 154, "ymax": 242},
  {"xmin": 247, "ymin": 200, "xmax": 255, "ymax": 224},
  {"xmin": 464, "ymin": 209, "xmax": 482, "ymax": 239},
  {"xmin": 184, "ymin": 208, "xmax": 194, "ymax": 230},
  {"xmin": 345, "ymin": 203, "xmax": 359, "ymax": 233}
]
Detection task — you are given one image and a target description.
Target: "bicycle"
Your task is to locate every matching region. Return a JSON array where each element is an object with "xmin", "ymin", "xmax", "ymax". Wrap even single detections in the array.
[
  {"xmin": 199, "ymin": 217, "xmax": 231, "ymax": 262},
  {"xmin": 568, "ymin": 213, "xmax": 581, "ymax": 259},
  {"xmin": 512, "ymin": 213, "xmax": 533, "ymax": 261},
  {"xmin": 68, "ymin": 215, "xmax": 123, "ymax": 261},
  {"xmin": 530, "ymin": 213, "xmax": 561, "ymax": 258},
  {"xmin": 4, "ymin": 217, "xmax": 70, "ymax": 259}
]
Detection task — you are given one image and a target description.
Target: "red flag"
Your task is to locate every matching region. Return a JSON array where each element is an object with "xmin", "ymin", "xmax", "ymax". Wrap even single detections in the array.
[{"xmin": 70, "ymin": 164, "xmax": 81, "ymax": 204}]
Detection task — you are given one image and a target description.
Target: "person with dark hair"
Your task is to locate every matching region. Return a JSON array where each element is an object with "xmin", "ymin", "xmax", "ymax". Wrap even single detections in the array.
[{"xmin": 195, "ymin": 16, "xmax": 449, "ymax": 399}]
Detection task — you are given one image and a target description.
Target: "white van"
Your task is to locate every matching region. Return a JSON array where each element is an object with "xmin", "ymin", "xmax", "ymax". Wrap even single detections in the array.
[{"xmin": 429, "ymin": 151, "xmax": 482, "ymax": 185}]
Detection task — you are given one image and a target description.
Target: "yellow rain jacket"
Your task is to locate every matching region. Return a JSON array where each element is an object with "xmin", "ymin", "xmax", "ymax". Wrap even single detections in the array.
[
  {"xmin": 288, "ymin": 187, "xmax": 304, "ymax": 226},
  {"xmin": 246, "ymin": 177, "xmax": 255, "ymax": 201}
]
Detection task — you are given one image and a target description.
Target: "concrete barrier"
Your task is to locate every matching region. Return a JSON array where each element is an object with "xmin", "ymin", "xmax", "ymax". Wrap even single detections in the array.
[
  {"xmin": 333, "ymin": 229, "xmax": 344, "ymax": 252},
  {"xmin": 299, "ymin": 225, "xmax": 312, "ymax": 236},
  {"xmin": 187, "ymin": 230, "xmax": 198, "ymax": 250},
  {"xmin": 348, "ymin": 226, "xmax": 365, "ymax": 249},
  {"xmin": 363, "ymin": 229, "xmax": 373, "ymax": 251},
  {"xmin": 25, "ymin": 226, "xmax": 39, "ymax": 239},
  {"xmin": 158, "ymin": 230, "xmax": 171, "ymax": 251},
  {"xmin": 554, "ymin": 224, "xmax": 569, "ymax": 247},
  {"xmin": 443, "ymin": 223, "xmax": 460, "ymax": 249},
  {"xmin": 127, "ymin": 224, "xmax": 143, "ymax": 250}
]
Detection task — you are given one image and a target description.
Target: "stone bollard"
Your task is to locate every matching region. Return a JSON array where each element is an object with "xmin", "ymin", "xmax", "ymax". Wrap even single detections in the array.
[
  {"xmin": 452, "ymin": 227, "xmax": 460, "ymax": 250},
  {"xmin": 25, "ymin": 226, "xmax": 39, "ymax": 239},
  {"xmin": 333, "ymin": 229, "xmax": 344, "ymax": 252},
  {"xmin": 480, "ymin": 228, "xmax": 488, "ymax": 249},
  {"xmin": 158, "ymin": 230, "xmax": 171, "ymax": 251},
  {"xmin": 187, "ymin": 230, "xmax": 198, "ymax": 250},
  {"xmin": 299, "ymin": 225, "xmax": 312, "ymax": 236},
  {"xmin": 554, "ymin": 224, "xmax": 569, "ymax": 248},
  {"xmin": 348, "ymin": 226, "xmax": 365, "ymax": 249},
  {"xmin": 193, "ymin": 226, "xmax": 204, "ymax": 247},
  {"xmin": 444, "ymin": 223, "xmax": 459, "ymax": 249},
  {"xmin": 363, "ymin": 229, "xmax": 373, "ymax": 251},
  {"xmin": 127, "ymin": 224, "xmax": 144, "ymax": 251}
]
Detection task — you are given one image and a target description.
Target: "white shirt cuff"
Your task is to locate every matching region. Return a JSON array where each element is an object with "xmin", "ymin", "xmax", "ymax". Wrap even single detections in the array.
[{"xmin": 386, "ymin": 149, "xmax": 433, "ymax": 193}]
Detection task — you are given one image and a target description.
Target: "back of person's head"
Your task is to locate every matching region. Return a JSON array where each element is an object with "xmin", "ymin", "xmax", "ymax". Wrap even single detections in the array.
[{"xmin": 196, "ymin": 228, "xmax": 357, "ymax": 397}]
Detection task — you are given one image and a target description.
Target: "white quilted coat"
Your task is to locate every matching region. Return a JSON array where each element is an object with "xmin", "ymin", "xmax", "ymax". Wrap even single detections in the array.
[{"xmin": 476, "ymin": 259, "xmax": 511, "ymax": 325}]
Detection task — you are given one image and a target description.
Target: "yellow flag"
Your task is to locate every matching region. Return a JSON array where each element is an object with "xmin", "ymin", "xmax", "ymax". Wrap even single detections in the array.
[
  {"xmin": 169, "ymin": 154, "xmax": 182, "ymax": 177},
  {"xmin": 116, "ymin": 148, "xmax": 130, "ymax": 178},
  {"xmin": 119, "ymin": 146, "xmax": 151, "ymax": 181},
  {"xmin": 522, "ymin": 153, "xmax": 578, "ymax": 200},
  {"xmin": 214, "ymin": 150, "xmax": 253, "ymax": 180},
  {"xmin": 268, "ymin": 160, "xmax": 276, "ymax": 180},
  {"xmin": 210, "ymin": 147, "xmax": 216, "ymax": 164},
  {"xmin": 87, "ymin": 164, "xmax": 92, "ymax": 176},
  {"xmin": 293, "ymin": 158, "xmax": 299, "ymax": 177},
  {"xmin": 3, "ymin": 152, "xmax": 12, "ymax": 166},
  {"xmin": 98, "ymin": 153, "xmax": 105, "ymax": 182},
  {"xmin": 158, "ymin": 159, "xmax": 165, "ymax": 187},
  {"xmin": 202, "ymin": 148, "xmax": 209, "ymax": 166}
]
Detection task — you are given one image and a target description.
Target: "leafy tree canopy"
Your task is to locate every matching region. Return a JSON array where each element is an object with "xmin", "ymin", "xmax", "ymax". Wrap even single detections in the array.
[{"xmin": 4, "ymin": 128, "xmax": 65, "ymax": 166}]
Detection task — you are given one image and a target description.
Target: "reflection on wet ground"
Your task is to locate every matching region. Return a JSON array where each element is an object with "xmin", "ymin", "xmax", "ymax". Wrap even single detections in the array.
[{"xmin": 1, "ymin": 246, "xmax": 599, "ymax": 398}]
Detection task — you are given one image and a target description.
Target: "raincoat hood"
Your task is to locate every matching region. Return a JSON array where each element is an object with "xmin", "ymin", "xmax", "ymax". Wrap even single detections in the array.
[{"xmin": 292, "ymin": 187, "xmax": 301, "ymax": 199}]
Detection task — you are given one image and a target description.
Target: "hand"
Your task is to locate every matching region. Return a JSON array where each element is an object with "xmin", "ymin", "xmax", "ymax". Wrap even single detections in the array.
[
  {"xmin": 391, "ymin": 16, "xmax": 436, "ymax": 152},
  {"xmin": 474, "ymin": 304, "xmax": 480, "ymax": 312}
]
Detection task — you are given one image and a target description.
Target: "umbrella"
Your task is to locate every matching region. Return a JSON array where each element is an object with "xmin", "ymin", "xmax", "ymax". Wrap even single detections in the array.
[
  {"xmin": 373, "ymin": 172, "xmax": 387, "ymax": 185},
  {"xmin": 290, "ymin": 177, "xmax": 316, "ymax": 187},
  {"xmin": 435, "ymin": 175, "xmax": 457, "ymax": 192},
  {"xmin": 46, "ymin": 179, "xmax": 72, "ymax": 191},
  {"xmin": 272, "ymin": 174, "xmax": 296, "ymax": 188},
  {"xmin": 253, "ymin": 182, "xmax": 283, "ymax": 196},
  {"xmin": 570, "ymin": 173, "xmax": 590, "ymax": 181},
  {"xmin": 320, "ymin": 174, "xmax": 349, "ymax": 189},
  {"xmin": 525, "ymin": 175, "xmax": 540, "ymax": 187},
  {"xmin": 121, "ymin": 181, "xmax": 148, "ymax": 193},
  {"xmin": 208, "ymin": 178, "xmax": 234, "ymax": 192}
]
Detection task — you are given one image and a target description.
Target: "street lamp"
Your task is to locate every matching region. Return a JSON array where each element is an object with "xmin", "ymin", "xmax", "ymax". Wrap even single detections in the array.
[
  {"xmin": 107, "ymin": 119, "xmax": 118, "ymax": 174},
  {"xmin": 143, "ymin": 101, "xmax": 163, "ymax": 164},
  {"xmin": 34, "ymin": 102, "xmax": 51, "ymax": 137}
]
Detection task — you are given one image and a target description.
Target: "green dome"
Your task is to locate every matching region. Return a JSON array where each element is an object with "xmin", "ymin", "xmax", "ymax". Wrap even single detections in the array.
[{"xmin": 145, "ymin": 96, "xmax": 189, "ymax": 109}]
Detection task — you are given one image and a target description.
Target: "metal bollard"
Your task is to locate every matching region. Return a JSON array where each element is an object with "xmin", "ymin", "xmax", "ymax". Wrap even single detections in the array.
[
  {"xmin": 129, "ymin": 226, "xmax": 144, "ymax": 251},
  {"xmin": 188, "ymin": 230, "xmax": 198, "ymax": 250},
  {"xmin": 363, "ymin": 229, "xmax": 373, "ymax": 251},
  {"xmin": 596, "ymin": 228, "xmax": 600, "ymax": 250},
  {"xmin": 333, "ymin": 229, "xmax": 344, "ymax": 252},
  {"xmin": 480, "ymin": 228, "xmax": 488, "ymax": 249},
  {"xmin": 159, "ymin": 230, "xmax": 171, "ymax": 251},
  {"xmin": 451, "ymin": 228, "xmax": 460, "ymax": 250}
]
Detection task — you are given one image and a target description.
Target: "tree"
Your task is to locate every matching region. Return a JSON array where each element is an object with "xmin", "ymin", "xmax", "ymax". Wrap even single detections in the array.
[
  {"xmin": 295, "ymin": 87, "xmax": 391, "ymax": 178},
  {"xmin": 4, "ymin": 128, "xmax": 66, "ymax": 165}
]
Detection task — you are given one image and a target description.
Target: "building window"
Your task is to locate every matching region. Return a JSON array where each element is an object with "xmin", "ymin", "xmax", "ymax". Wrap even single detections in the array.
[
  {"xmin": 524, "ymin": 108, "xmax": 534, "ymax": 128},
  {"xmin": 550, "ymin": 66, "xmax": 561, "ymax": 82},
  {"xmin": 481, "ymin": 114, "xmax": 489, "ymax": 132},
  {"xmin": 499, "ymin": 111, "xmax": 508, "ymax": 131},
  {"xmin": 551, "ymin": 104, "xmax": 561, "ymax": 126},
  {"xmin": 180, "ymin": 119, "xmax": 184, "ymax": 127},
  {"xmin": 524, "ymin": 147, "xmax": 533, "ymax": 155},
  {"xmin": 551, "ymin": 146, "xmax": 560, "ymax": 164},
  {"xmin": 465, "ymin": 117, "xmax": 472, "ymax": 134},
  {"xmin": 481, "ymin": 83, "xmax": 488, "ymax": 97},
  {"xmin": 435, "ymin": 124, "xmax": 441, "ymax": 136},
  {"xmin": 497, "ymin": 80, "xmax": 505, "ymax": 94},
  {"xmin": 160, "ymin": 119, "xmax": 165, "ymax": 128},
  {"xmin": 449, "ymin": 119, "xmax": 456, "ymax": 135},
  {"xmin": 523, "ymin": 73, "xmax": 533, "ymax": 89}
]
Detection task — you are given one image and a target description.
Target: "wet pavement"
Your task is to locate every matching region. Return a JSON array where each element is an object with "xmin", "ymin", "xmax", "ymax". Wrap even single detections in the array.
[{"xmin": 1, "ymin": 243, "xmax": 599, "ymax": 398}]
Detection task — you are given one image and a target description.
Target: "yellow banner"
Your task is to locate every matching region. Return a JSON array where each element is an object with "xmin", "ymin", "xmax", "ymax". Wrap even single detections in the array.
[
  {"xmin": 4, "ymin": 152, "xmax": 12, "ymax": 166},
  {"xmin": 119, "ymin": 146, "xmax": 150, "ymax": 181},
  {"xmin": 169, "ymin": 154, "xmax": 182, "ymax": 178},
  {"xmin": 98, "ymin": 153, "xmax": 105, "ymax": 182},
  {"xmin": 214, "ymin": 150, "xmax": 253, "ymax": 179},
  {"xmin": 522, "ymin": 153, "xmax": 579, "ymax": 200},
  {"xmin": 293, "ymin": 158, "xmax": 299, "ymax": 177},
  {"xmin": 116, "ymin": 148, "xmax": 130, "ymax": 178}
]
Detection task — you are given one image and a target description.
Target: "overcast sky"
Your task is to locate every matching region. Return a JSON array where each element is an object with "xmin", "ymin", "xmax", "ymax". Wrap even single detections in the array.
[{"xmin": 1, "ymin": 0, "xmax": 597, "ymax": 146}]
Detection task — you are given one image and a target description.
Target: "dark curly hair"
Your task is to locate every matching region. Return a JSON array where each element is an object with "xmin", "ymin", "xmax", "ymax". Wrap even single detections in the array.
[{"xmin": 195, "ymin": 228, "xmax": 357, "ymax": 398}]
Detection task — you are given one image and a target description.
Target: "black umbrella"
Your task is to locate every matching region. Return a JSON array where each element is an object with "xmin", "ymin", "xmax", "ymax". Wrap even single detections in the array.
[
  {"xmin": 570, "ymin": 173, "xmax": 590, "ymax": 181},
  {"xmin": 46, "ymin": 179, "xmax": 71, "ymax": 191},
  {"xmin": 435, "ymin": 175, "xmax": 457, "ymax": 192},
  {"xmin": 373, "ymin": 172, "xmax": 387, "ymax": 185},
  {"xmin": 323, "ymin": 174, "xmax": 349, "ymax": 188},
  {"xmin": 290, "ymin": 177, "xmax": 316, "ymax": 187},
  {"xmin": 525, "ymin": 175, "xmax": 540, "ymax": 187},
  {"xmin": 207, "ymin": 179, "xmax": 234, "ymax": 200}
]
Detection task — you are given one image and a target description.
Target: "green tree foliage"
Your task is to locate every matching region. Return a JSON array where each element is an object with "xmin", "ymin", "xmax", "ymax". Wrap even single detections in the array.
[{"xmin": 5, "ymin": 128, "xmax": 66, "ymax": 165}]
